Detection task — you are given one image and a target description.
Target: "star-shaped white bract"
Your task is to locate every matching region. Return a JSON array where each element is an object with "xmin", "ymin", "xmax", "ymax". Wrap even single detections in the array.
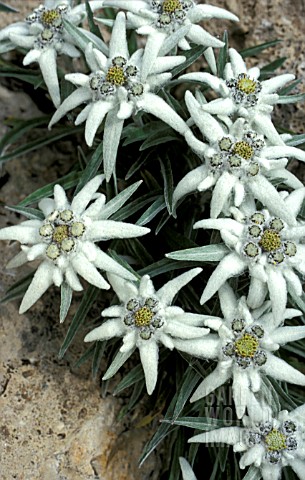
[
  {"xmin": 0, "ymin": 175, "xmax": 150, "ymax": 314},
  {"xmin": 0, "ymin": 0, "xmax": 106, "ymax": 107},
  {"xmin": 49, "ymin": 11, "xmax": 189, "ymax": 181},
  {"xmin": 189, "ymin": 403, "xmax": 305, "ymax": 480},
  {"xmin": 179, "ymin": 48, "xmax": 296, "ymax": 145},
  {"xmin": 179, "ymin": 283, "xmax": 305, "ymax": 419},
  {"xmin": 102, "ymin": 0, "xmax": 239, "ymax": 74},
  {"xmin": 193, "ymin": 189, "xmax": 305, "ymax": 321},
  {"xmin": 173, "ymin": 92, "xmax": 305, "ymax": 217},
  {"xmin": 179, "ymin": 457, "xmax": 197, "ymax": 480},
  {"xmin": 84, "ymin": 267, "xmax": 210, "ymax": 394}
]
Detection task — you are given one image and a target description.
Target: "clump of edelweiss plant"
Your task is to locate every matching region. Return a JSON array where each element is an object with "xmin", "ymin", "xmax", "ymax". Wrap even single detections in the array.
[{"xmin": 0, "ymin": 1, "xmax": 305, "ymax": 479}]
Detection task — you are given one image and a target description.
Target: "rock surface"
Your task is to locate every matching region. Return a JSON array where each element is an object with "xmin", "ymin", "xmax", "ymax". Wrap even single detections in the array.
[{"xmin": 0, "ymin": 1, "xmax": 304, "ymax": 479}]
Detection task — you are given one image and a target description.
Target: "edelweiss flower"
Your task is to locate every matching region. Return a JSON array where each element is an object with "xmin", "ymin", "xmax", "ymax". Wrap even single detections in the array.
[
  {"xmin": 102, "ymin": 0, "xmax": 238, "ymax": 73},
  {"xmin": 49, "ymin": 12, "xmax": 189, "ymax": 180},
  {"xmin": 179, "ymin": 48, "xmax": 295, "ymax": 145},
  {"xmin": 0, "ymin": 0, "xmax": 106, "ymax": 107},
  {"xmin": 192, "ymin": 188, "xmax": 305, "ymax": 320},
  {"xmin": 0, "ymin": 176, "xmax": 150, "ymax": 314},
  {"xmin": 84, "ymin": 268, "xmax": 210, "ymax": 394},
  {"xmin": 189, "ymin": 403, "xmax": 305, "ymax": 480},
  {"xmin": 177, "ymin": 283, "xmax": 305, "ymax": 418},
  {"xmin": 173, "ymin": 92, "xmax": 305, "ymax": 217}
]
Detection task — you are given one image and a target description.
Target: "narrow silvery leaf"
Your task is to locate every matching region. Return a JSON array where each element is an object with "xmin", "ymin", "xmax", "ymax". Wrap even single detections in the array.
[
  {"xmin": 102, "ymin": 348, "xmax": 135, "ymax": 380},
  {"xmin": 63, "ymin": 19, "xmax": 108, "ymax": 54},
  {"xmin": 99, "ymin": 181, "xmax": 143, "ymax": 219},
  {"xmin": 166, "ymin": 244, "xmax": 229, "ymax": 262},
  {"xmin": 60, "ymin": 282, "xmax": 73, "ymax": 323}
]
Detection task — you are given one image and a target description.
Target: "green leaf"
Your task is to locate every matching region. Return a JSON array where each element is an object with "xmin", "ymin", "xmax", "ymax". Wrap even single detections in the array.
[
  {"xmin": 60, "ymin": 282, "xmax": 73, "ymax": 323},
  {"xmin": 277, "ymin": 93, "xmax": 305, "ymax": 104},
  {"xmin": 161, "ymin": 89, "xmax": 186, "ymax": 119},
  {"xmin": 99, "ymin": 181, "xmax": 142, "ymax": 219},
  {"xmin": 0, "ymin": 2, "xmax": 18, "ymax": 12},
  {"xmin": 260, "ymin": 57, "xmax": 287, "ymax": 76},
  {"xmin": 240, "ymin": 39, "xmax": 281, "ymax": 58},
  {"xmin": 159, "ymin": 154, "xmax": 174, "ymax": 214},
  {"xmin": 0, "ymin": 116, "xmax": 49, "ymax": 154},
  {"xmin": 125, "ymin": 238, "xmax": 154, "ymax": 267},
  {"xmin": 85, "ymin": 0, "xmax": 104, "ymax": 40},
  {"xmin": 113, "ymin": 363, "xmax": 144, "ymax": 395},
  {"xmin": 92, "ymin": 340, "xmax": 107, "ymax": 379},
  {"xmin": 170, "ymin": 45, "xmax": 207, "ymax": 77},
  {"xmin": 73, "ymin": 344, "xmax": 95, "ymax": 368},
  {"xmin": 288, "ymin": 286, "xmax": 305, "ymax": 314},
  {"xmin": 122, "ymin": 121, "xmax": 165, "ymax": 146},
  {"xmin": 166, "ymin": 244, "xmax": 229, "ymax": 262},
  {"xmin": 58, "ymin": 285, "xmax": 100, "ymax": 359},
  {"xmin": 217, "ymin": 31, "xmax": 228, "ymax": 78},
  {"xmin": 286, "ymin": 134, "xmax": 305, "ymax": 148},
  {"xmin": 6, "ymin": 205, "xmax": 44, "ymax": 220},
  {"xmin": 138, "ymin": 258, "xmax": 203, "ymax": 278},
  {"xmin": 74, "ymin": 141, "xmax": 103, "ymax": 195},
  {"xmin": 107, "ymin": 250, "xmax": 140, "ymax": 280},
  {"xmin": 62, "ymin": 19, "xmax": 108, "ymax": 54},
  {"xmin": 0, "ymin": 272, "xmax": 34, "ymax": 304},
  {"xmin": 125, "ymin": 151, "xmax": 154, "ymax": 180},
  {"xmin": 163, "ymin": 416, "xmax": 233, "ymax": 431},
  {"xmin": 278, "ymin": 79, "xmax": 302, "ymax": 96},
  {"xmin": 172, "ymin": 368, "xmax": 200, "ymax": 420},
  {"xmin": 103, "ymin": 347, "xmax": 135, "ymax": 380},
  {"xmin": 111, "ymin": 191, "xmax": 161, "ymax": 222},
  {"xmin": 140, "ymin": 130, "xmax": 179, "ymax": 151},
  {"xmin": 0, "ymin": 40, "xmax": 15, "ymax": 54},
  {"xmin": 18, "ymin": 171, "xmax": 82, "ymax": 207},
  {"xmin": 136, "ymin": 196, "xmax": 166, "ymax": 226},
  {"xmin": 0, "ymin": 126, "xmax": 83, "ymax": 165}
]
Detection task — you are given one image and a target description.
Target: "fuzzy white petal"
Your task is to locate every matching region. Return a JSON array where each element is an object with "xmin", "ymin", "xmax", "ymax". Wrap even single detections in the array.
[
  {"xmin": 247, "ymin": 277, "xmax": 267, "ymax": 308},
  {"xmin": 172, "ymin": 165, "xmax": 207, "ymax": 212},
  {"xmin": 248, "ymin": 175, "xmax": 295, "ymax": 225},
  {"xmin": 189, "ymin": 427, "xmax": 243, "ymax": 445},
  {"xmin": 187, "ymin": 24, "xmax": 224, "ymax": 48},
  {"xmin": 103, "ymin": 107, "xmax": 124, "ymax": 181},
  {"xmin": 107, "ymin": 273, "xmax": 138, "ymax": 302},
  {"xmin": 263, "ymin": 354, "xmax": 305, "ymax": 386},
  {"xmin": 139, "ymin": 93, "xmax": 188, "ymax": 135},
  {"xmin": 157, "ymin": 267, "xmax": 202, "ymax": 306},
  {"xmin": 84, "ymin": 318, "xmax": 125, "ymax": 342},
  {"xmin": 266, "ymin": 267, "xmax": 287, "ymax": 323},
  {"xmin": 240, "ymin": 444, "xmax": 265, "ymax": 469},
  {"xmin": 94, "ymin": 250, "xmax": 136, "ymax": 282},
  {"xmin": 53, "ymin": 184, "xmax": 68, "ymax": 210},
  {"xmin": 19, "ymin": 261, "xmax": 55, "ymax": 313},
  {"xmin": 232, "ymin": 369, "xmax": 249, "ymax": 419},
  {"xmin": 0, "ymin": 225, "xmax": 40, "ymax": 244},
  {"xmin": 87, "ymin": 220, "xmax": 149, "ymax": 241},
  {"xmin": 173, "ymin": 336, "xmax": 219, "ymax": 359},
  {"xmin": 139, "ymin": 340, "xmax": 159, "ymax": 395},
  {"xmin": 200, "ymin": 253, "xmax": 246, "ymax": 304},
  {"xmin": 190, "ymin": 366, "xmax": 231, "ymax": 402},
  {"xmin": 261, "ymin": 462, "xmax": 281, "ymax": 480},
  {"xmin": 218, "ymin": 283, "xmax": 238, "ymax": 319},
  {"xmin": 49, "ymin": 87, "xmax": 92, "ymax": 127},
  {"xmin": 72, "ymin": 253, "xmax": 110, "ymax": 289},
  {"xmin": 109, "ymin": 11, "xmax": 128, "ymax": 59},
  {"xmin": 211, "ymin": 172, "xmax": 236, "ymax": 218},
  {"xmin": 179, "ymin": 458, "xmax": 197, "ymax": 480},
  {"xmin": 271, "ymin": 326, "xmax": 305, "ymax": 345},
  {"xmin": 65, "ymin": 266, "xmax": 83, "ymax": 291},
  {"xmin": 85, "ymin": 101, "xmax": 112, "ymax": 147}
]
